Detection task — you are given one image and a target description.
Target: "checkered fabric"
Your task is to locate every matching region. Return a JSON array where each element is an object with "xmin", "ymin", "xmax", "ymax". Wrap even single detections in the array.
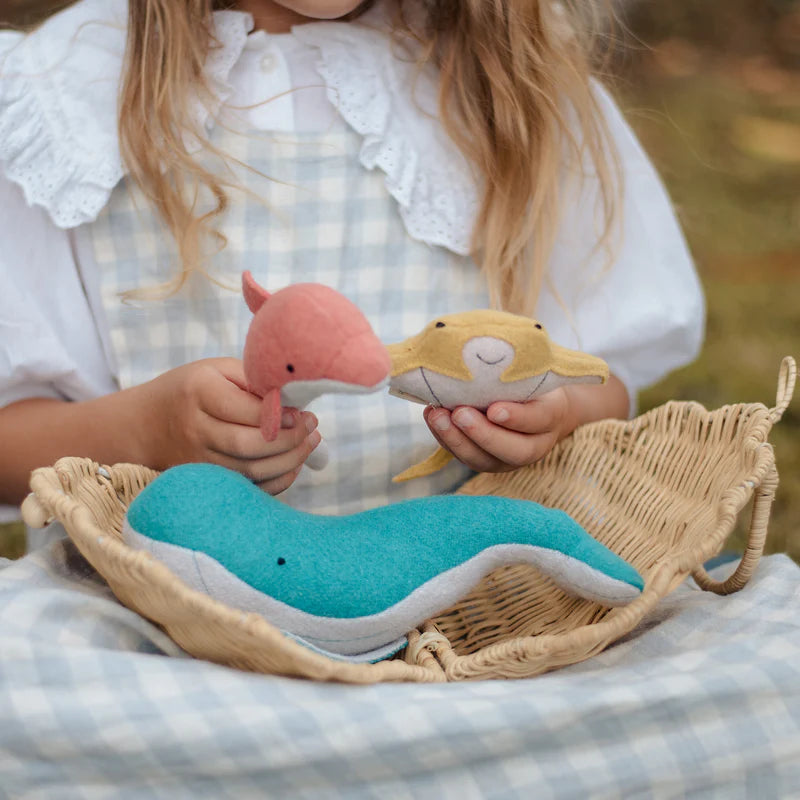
[
  {"xmin": 90, "ymin": 122, "xmax": 489, "ymax": 516},
  {"xmin": 1, "ymin": 536, "xmax": 799, "ymax": 798}
]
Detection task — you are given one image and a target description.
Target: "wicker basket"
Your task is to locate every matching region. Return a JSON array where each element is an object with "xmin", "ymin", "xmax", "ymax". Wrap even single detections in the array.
[{"xmin": 22, "ymin": 357, "xmax": 796, "ymax": 683}]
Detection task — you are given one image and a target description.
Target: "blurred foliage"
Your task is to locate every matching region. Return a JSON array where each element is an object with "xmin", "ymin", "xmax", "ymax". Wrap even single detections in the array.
[
  {"xmin": 621, "ymin": 0, "xmax": 800, "ymax": 68},
  {"xmin": 1, "ymin": 1, "xmax": 798, "ymax": 559},
  {"xmin": 614, "ymin": 1, "xmax": 800, "ymax": 559},
  {"xmin": 0, "ymin": 0, "xmax": 76, "ymax": 28},
  {"xmin": 0, "ymin": 522, "xmax": 25, "ymax": 559}
]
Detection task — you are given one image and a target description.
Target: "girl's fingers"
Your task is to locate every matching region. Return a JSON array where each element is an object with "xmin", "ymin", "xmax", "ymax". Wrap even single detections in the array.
[
  {"xmin": 206, "ymin": 357, "xmax": 250, "ymax": 393},
  {"xmin": 424, "ymin": 407, "xmax": 508, "ymax": 473},
  {"xmin": 246, "ymin": 430, "xmax": 322, "ymax": 483},
  {"xmin": 199, "ymin": 365, "xmax": 263, "ymax": 427},
  {"xmin": 426, "ymin": 405, "xmax": 554, "ymax": 469},
  {"xmin": 259, "ymin": 466, "xmax": 302, "ymax": 496},
  {"xmin": 212, "ymin": 429, "xmax": 322, "ymax": 483},
  {"xmin": 207, "ymin": 410, "xmax": 318, "ymax": 459},
  {"xmin": 486, "ymin": 392, "xmax": 564, "ymax": 434},
  {"xmin": 450, "ymin": 406, "xmax": 553, "ymax": 468}
]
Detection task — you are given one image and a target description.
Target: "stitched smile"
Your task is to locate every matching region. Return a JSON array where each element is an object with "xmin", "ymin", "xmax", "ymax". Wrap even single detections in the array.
[
  {"xmin": 419, "ymin": 368, "xmax": 443, "ymax": 406},
  {"xmin": 476, "ymin": 354, "xmax": 505, "ymax": 366},
  {"xmin": 524, "ymin": 371, "xmax": 550, "ymax": 401}
]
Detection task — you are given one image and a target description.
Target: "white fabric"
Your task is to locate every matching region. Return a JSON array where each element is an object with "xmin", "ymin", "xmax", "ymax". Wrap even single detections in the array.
[
  {"xmin": 220, "ymin": 28, "xmax": 337, "ymax": 134},
  {"xmin": 0, "ymin": 0, "xmax": 704, "ymax": 521},
  {"xmin": 0, "ymin": 179, "xmax": 113, "ymax": 406}
]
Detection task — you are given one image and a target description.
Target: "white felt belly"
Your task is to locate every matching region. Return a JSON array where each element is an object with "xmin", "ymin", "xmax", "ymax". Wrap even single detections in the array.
[
  {"xmin": 280, "ymin": 377, "xmax": 388, "ymax": 409},
  {"xmin": 422, "ymin": 368, "xmax": 549, "ymax": 409},
  {"xmin": 391, "ymin": 367, "xmax": 601, "ymax": 410}
]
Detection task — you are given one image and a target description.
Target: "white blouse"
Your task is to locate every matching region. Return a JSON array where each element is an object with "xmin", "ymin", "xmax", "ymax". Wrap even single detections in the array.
[{"xmin": 0, "ymin": 0, "xmax": 705, "ymax": 520}]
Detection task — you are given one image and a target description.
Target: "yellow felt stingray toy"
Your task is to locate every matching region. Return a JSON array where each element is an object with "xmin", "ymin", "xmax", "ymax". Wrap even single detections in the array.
[{"xmin": 387, "ymin": 310, "xmax": 609, "ymax": 482}]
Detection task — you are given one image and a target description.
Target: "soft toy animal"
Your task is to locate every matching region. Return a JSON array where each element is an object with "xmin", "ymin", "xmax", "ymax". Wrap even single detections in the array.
[
  {"xmin": 387, "ymin": 310, "xmax": 609, "ymax": 481},
  {"xmin": 124, "ymin": 464, "xmax": 644, "ymax": 663},
  {"xmin": 242, "ymin": 272, "xmax": 391, "ymax": 469}
]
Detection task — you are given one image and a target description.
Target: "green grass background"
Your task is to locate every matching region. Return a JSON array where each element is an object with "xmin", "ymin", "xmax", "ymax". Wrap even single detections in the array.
[
  {"xmin": 1, "ymin": 1, "xmax": 798, "ymax": 560},
  {"xmin": 614, "ymin": 1, "xmax": 800, "ymax": 559}
]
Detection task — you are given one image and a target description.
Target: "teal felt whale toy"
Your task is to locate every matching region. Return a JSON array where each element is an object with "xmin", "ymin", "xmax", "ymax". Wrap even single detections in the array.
[{"xmin": 123, "ymin": 464, "xmax": 644, "ymax": 662}]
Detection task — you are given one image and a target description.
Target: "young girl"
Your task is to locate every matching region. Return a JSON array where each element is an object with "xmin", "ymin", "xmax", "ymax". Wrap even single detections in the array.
[{"xmin": 0, "ymin": 0, "xmax": 703, "ymax": 524}]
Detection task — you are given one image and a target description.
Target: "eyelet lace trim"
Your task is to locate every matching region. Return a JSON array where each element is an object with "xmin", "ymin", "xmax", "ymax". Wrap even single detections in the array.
[
  {"xmin": 292, "ymin": 22, "xmax": 480, "ymax": 255},
  {"xmin": 0, "ymin": 5, "xmax": 251, "ymax": 229}
]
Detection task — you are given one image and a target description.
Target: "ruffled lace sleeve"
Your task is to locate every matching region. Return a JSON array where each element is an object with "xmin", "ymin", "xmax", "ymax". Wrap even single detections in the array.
[
  {"xmin": 0, "ymin": 1, "xmax": 128, "ymax": 228},
  {"xmin": 0, "ymin": 0, "xmax": 251, "ymax": 230}
]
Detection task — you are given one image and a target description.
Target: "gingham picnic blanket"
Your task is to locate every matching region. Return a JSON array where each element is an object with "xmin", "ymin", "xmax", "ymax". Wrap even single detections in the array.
[{"xmin": 1, "ymin": 535, "xmax": 799, "ymax": 799}]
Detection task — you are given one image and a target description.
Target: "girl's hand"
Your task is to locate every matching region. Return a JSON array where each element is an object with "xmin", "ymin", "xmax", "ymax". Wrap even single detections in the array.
[
  {"xmin": 131, "ymin": 357, "xmax": 320, "ymax": 495},
  {"xmin": 423, "ymin": 389, "xmax": 572, "ymax": 473},
  {"xmin": 423, "ymin": 376, "xmax": 630, "ymax": 473}
]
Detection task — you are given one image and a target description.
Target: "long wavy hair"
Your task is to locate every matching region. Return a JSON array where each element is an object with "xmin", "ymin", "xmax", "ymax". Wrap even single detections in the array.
[{"xmin": 118, "ymin": 0, "xmax": 620, "ymax": 313}]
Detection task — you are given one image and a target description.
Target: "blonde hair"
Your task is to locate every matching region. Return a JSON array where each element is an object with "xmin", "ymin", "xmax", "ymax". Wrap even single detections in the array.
[{"xmin": 119, "ymin": 0, "xmax": 620, "ymax": 313}]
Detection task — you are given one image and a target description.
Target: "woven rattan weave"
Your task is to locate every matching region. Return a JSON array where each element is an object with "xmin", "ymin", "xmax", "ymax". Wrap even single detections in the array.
[{"xmin": 22, "ymin": 357, "xmax": 796, "ymax": 683}]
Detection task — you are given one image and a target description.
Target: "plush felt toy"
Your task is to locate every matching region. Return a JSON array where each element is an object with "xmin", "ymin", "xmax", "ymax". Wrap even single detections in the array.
[
  {"xmin": 123, "ymin": 463, "xmax": 644, "ymax": 663},
  {"xmin": 387, "ymin": 310, "xmax": 610, "ymax": 481},
  {"xmin": 242, "ymin": 272, "xmax": 391, "ymax": 470}
]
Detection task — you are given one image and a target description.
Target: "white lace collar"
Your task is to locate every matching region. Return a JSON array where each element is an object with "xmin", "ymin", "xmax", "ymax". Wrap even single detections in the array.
[{"xmin": 0, "ymin": 0, "xmax": 478, "ymax": 254}]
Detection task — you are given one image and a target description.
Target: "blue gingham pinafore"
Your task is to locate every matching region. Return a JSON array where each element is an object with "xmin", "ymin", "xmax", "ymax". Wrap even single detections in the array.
[{"xmin": 89, "ymin": 117, "xmax": 489, "ymax": 515}]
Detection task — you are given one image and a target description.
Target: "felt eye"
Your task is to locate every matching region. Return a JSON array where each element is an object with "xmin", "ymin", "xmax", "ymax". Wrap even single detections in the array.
[
  {"xmin": 435, "ymin": 321, "xmax": 446, "ymax": 328},
  {"xmin": 286, "ymin": 364, "xmax": 295, "ymax": 373},
  {"xmin": 534, "ymin": 324, "xmax": 543, "ymax": 330},
  {"xmin": 277, "ymin": 557, "xmax": 286, "ymax": 566}
]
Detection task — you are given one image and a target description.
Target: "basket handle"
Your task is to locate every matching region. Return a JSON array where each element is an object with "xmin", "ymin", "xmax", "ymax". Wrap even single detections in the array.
[
  {"xmin": 691, "ymin": 464, "xmax": 778, "ymax": 595},
  {"xmin": 20, "ymin": 492, "xmax": 54, "ymax": 528},
  {"xmin": 770, "ymin": 355, "xmax": 796, "ymax": 424},
  {"xmin": 696, "ymin": 356, "xmax": 797, "ymax": 593}
]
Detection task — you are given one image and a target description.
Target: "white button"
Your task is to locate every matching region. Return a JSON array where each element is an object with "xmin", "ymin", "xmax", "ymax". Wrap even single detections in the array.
[{"xmin": 260, "ymin": 52, "xmax": 277, "ymax": 74}]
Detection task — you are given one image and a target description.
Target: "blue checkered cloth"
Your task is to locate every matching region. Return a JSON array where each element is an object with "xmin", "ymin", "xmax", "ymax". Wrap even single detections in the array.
[{"xmin": 1, "ymin": 535, "xmax": 799, "ymax": 798}]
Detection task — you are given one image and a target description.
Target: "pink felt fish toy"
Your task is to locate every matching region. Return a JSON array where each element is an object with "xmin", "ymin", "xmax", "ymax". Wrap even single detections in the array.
[{"xmin": 242, "ymin": 272, "xmax": 391, "ymax": 470}]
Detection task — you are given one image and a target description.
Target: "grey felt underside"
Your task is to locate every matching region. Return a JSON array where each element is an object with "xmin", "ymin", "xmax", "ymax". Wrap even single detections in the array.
[{"xmin": 123, "ymin": 521, "xmax": 640, "ymax": 659}]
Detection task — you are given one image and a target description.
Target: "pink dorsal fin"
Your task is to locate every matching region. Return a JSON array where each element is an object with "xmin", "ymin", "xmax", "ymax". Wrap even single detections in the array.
[{"xmin": 242, "ymin": 271, "xmax": 270, "ymax": 314}]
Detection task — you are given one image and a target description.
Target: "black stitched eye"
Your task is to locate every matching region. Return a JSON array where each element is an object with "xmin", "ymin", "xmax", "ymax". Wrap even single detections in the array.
[
  {"xmin": 277, "ymin": 557, "xmax": 286, "ymax": 566},
  {"xmin": 286, "ymin": 364, "xmax": 295, "ymax": 373},
  {"xmin": 435, "ymin": 321, "xmax": 446, "ymax": 328},
  {"xmin": 534, "ymin": 324, "xmax": 543, "ymax": 330}
]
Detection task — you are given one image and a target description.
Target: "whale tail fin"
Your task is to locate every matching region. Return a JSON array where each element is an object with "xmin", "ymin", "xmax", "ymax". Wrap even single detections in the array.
[
  {"xmin": 548, "ymin": 343, "xmax": 609, "ymax": 383},
  {"xmin": 393, "ymin": 446, "xmax": 454, "ymax": 482}
]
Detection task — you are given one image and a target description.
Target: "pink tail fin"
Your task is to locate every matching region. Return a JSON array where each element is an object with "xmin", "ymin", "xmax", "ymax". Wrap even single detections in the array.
[{"xmin": 259, "ymin": 388, "xmax": 282, "ymax": 441}]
